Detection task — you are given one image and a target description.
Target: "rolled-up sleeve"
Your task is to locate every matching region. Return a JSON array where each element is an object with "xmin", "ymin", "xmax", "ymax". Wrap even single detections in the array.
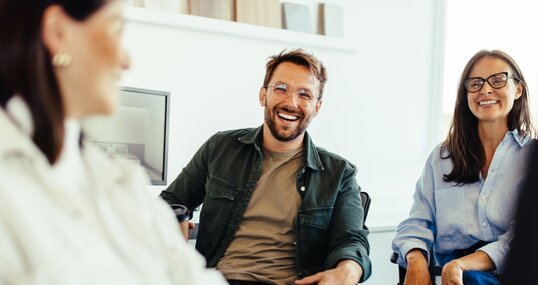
[{"xmin": 392, "ymin": 150, "xmax": 437, "ymax": 267}]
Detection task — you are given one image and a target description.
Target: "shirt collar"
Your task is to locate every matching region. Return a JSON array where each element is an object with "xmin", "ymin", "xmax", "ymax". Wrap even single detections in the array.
[
  {"xmin": 508, "ymin": 129, "xmax": 531, "ymax": 148},
  {"xmin": 238, "ymin": 125, "xmax": 324, "ymax": 171},
  {"xmin": 5, "ymin": 95, "xmax": 34, "ymax": 136},
  {"xmin": 0, "ymin": 96, "xmax": 39, "ymax": 158}
]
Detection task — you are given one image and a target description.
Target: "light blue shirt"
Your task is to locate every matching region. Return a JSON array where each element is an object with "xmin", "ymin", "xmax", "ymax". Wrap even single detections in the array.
[{"xmin": 392, "ymin": 130, "xmax": 533, "ymax": 273}]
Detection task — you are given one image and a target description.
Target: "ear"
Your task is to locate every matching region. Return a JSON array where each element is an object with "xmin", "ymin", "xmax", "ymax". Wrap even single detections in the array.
[
  {"xmin": 514, "ymin": 81, "xmax": 524, "ymax": 100},
  {"xmin": 259, "ymin": 87, "xmax": 266, "ymax": 107},
  {"xmin": 41, "ymin": 5, "xmax": 71, "ymax": 55},
  {"xmin": 312, "ymin": 99, "xmax": 323, "ymax": 117}
]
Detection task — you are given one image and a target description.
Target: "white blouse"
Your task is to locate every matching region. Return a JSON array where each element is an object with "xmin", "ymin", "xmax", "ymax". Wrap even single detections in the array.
[{"xmin": 0, "ymin": 97, "xmax": 226, "ymax": 285}]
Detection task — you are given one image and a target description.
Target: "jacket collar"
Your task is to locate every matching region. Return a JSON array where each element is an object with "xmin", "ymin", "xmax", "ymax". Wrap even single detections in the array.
[{"xmin": 238, "ymin": 125, "xmax": 324, "ymax": 171}]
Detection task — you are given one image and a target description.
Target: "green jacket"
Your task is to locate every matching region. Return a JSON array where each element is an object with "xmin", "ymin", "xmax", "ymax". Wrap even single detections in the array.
[{"xmin": 160, "ymin": 126, "xmax": 372, "ymax": 282}]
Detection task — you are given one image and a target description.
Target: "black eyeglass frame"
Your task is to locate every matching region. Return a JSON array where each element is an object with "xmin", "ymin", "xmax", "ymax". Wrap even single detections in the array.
[{"xmin": 464, "ymin": 71, "xmax": 521, "ymax": 93}]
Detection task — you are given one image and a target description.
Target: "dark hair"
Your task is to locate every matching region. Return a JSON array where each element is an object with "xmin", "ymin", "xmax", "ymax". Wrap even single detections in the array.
[
  {"xmin": 263, "ymin": 49, "xmax": 328, "ymax": 100},
  {"xmin": 441, "ymin": 50, "xmax": 534, "ymax": 184},
  {"xmin": 0, "ymin": 0, "xmax": 109, "ymax": 163}
]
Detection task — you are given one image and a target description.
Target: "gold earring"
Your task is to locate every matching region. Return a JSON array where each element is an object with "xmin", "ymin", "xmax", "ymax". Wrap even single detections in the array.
[{"xmin": 52, "ymin": 51, "xmax": 72, "ymax": 67}]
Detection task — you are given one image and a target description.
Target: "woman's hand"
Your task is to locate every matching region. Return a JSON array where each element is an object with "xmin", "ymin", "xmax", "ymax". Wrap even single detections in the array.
[
  {"xmin": 404, "ymin": 249, "xmax": 432, "ymax": 285},
  {"xmin": 441, "ymin": 260, "xmax": 464, "ymax": 285}
]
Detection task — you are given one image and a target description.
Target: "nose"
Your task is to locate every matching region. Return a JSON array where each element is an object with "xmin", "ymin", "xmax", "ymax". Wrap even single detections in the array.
[
  {"xmin": 479, "ymin": 81, "xmax": 493, "ymax": 96},
  {"xmin": 283, "ymin": 91, "xmax": 300, "ymax": 107}
]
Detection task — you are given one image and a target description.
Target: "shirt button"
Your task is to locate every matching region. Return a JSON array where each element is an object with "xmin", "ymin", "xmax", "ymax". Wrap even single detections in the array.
[
  {"xmin": 300, "ymin": 186, "xmax": 306, "ymax": 191},
  {"xmin": 481, "ymin": 196, "xmax": 486, "ymax": 200},
  {"xmin": 482, "ymin": 222, "xmax": 487, "ymax": 227}
]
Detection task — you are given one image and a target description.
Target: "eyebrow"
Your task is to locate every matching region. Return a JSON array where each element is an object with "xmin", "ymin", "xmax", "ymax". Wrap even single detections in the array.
[
  {"xmin": 466, "ymin": 72, "xmax": 508, "ymax": 79},
  {"xmin": 273, "ymin": 81, "xmax": 313, "ymax": 92}
]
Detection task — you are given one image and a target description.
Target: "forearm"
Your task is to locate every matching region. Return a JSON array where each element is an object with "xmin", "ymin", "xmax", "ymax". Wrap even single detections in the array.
[
  {"xmin": 406, "ymin": 248, "xmax": 428, "ymax": 267},
  {"xmin": 450, "ymin": 250, "xmax": 495, "ymax": 272},
  {"xmin": 160, "ymin": 168, "xmax": 206, "ymax": 212}
]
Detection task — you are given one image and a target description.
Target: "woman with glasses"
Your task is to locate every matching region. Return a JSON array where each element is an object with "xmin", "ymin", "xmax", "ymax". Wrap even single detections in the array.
[
  {"xmin": 0, "ymin": 0, "xmax": 226, "ymax": 284},
  {"xmin": 392, "ymin": 50, "xmax": 535, "ymax": 285}
]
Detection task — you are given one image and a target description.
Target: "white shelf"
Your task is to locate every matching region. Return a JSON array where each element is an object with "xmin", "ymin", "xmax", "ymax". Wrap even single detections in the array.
[{"xmin": 125, "ymin": 6, "xmax": 357, "ymax": 52}]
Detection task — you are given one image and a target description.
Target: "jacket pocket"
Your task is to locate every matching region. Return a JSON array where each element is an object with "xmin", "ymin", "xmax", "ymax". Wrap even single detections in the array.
[
  {"xmin": 298, "ymin": 207, "xmax": 333, "ymax": 230},
  {"xmin": 297, "ymin": 207, "xmax": 333, "ymax": 266},
  {"xmin": 198, "ymin": 174, "xmax": 242, "ymax": 249},
  {"xmin": 206, "ymin": 174, "xmax": 241, "ymax": 200}
]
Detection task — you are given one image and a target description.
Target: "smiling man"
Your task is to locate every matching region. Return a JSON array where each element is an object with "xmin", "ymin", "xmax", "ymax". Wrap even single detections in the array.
[{"xmin": 160, "ymin": 49, "xmax": 371, "ymax": 285}]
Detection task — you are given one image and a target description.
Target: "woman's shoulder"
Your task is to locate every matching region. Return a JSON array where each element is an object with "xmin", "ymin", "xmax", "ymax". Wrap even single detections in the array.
[{"xmin": 425, "ymin": 142, "xmax": 450, "ymax": 163}]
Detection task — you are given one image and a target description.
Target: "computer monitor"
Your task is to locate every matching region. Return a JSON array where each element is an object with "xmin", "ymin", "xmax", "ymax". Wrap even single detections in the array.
[{"xmin": 83, "ymin": 87, "xmax": 170, "ymax": 185}]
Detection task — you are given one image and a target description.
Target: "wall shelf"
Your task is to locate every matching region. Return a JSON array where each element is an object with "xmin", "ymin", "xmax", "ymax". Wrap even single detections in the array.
[{"xmin": 125, "ymin": 6, "xmax": 357, "ymax": 52}]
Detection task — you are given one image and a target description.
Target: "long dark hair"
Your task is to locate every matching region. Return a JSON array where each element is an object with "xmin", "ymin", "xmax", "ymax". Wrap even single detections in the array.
[
  {"xmin": 441, "ymin": 50, "xmax": 534, "ymax": 184},
  {"xmin": 0, "ymin": 0, "xmax": 108, "ymax": 163}
]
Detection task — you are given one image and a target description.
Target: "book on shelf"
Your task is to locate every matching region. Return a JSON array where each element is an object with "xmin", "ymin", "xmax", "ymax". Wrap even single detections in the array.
[
  {"xmin": 319, "ymin": 3, "xmax": 343, "ymax": 38},
  {"xmin": 236, "ymin": 0, "xmax": 281, "ymax": 29},
  {"xmin": 129, "ymin": 0, "xmax": 189, "ymax": 13},
  {"xmin": 189, "ymin": 0, "xmax": 236, "ymax": 21}
]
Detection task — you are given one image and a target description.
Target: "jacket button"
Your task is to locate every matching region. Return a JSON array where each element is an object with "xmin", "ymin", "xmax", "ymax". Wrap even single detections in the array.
[{"xmin": 300, "ymin": 186, "xmax": 306, "ymax": 191}]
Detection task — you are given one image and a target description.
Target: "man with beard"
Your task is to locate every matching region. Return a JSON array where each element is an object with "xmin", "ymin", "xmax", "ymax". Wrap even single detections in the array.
[{"xmin": 160, "ymin": 49, "xmax": 371, "ymax": 285}]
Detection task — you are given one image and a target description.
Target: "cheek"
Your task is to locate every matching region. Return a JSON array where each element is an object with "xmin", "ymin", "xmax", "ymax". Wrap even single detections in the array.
[
  {"xmin": 466, "ymin": 94, "xmax": 475, "ymax": 108},
  {"xmin": 86, "ymin": 26, "xmax": 123, "ymax": 69}
]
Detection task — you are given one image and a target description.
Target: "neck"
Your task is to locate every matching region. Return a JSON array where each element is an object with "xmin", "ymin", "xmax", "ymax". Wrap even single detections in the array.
[
  {"xmin": 262, "ymin": 124, "xmax": 304, "ymax": 153},
  {"xmin": 478, "ymin": 121, "xmax": 509, "ymax": 153}
]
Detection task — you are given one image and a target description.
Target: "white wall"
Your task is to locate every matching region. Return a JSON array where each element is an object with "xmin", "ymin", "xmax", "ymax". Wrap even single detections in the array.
[
  {"xmin": 124, "ymin": 0, "xmax": 445, "ymax": 226},
  {"xmin": 121, "ymin": 0, "xmax": 445, "ymax": 281}
]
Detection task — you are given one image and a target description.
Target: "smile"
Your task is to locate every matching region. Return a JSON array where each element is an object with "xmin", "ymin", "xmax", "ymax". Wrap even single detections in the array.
[
  {"xmin": 277, "ymin": 111, "xmax": 299, "ymax": 121},
  {"xmin": 478, "ymin": 100, "xmax": 499, "ymax": 106}
]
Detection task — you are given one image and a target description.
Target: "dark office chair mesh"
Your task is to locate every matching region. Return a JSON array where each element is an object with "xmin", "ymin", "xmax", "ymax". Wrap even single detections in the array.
[{"xmin": 359, "ymin": 191, "xmax": 371, "ymax": 224}]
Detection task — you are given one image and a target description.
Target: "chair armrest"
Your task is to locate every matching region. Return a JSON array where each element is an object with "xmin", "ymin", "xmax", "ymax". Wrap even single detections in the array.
[{"xmin": 390, "ymin": 252, "xmax": 399, "ymax": 264}]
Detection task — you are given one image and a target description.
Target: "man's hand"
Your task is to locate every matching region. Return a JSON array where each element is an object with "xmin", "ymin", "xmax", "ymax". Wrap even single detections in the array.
[
  {"xmin": 404, "ymin": 249, "xmax": 431, "ymax": 285},
  {"xmin": 179, "ymin": 221, "xmax": 195, "ymax": 241},
  {"xmin": 441, "ymin": 260, "xmax": 464, "ymax": 285},
  {"xmin": 294, "ymin": 260, "xmax": 362, "ymax": 285}
]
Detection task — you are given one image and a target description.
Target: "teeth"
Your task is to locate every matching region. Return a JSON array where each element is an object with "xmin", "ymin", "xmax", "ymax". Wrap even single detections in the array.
[
  {"xmin": 278, "ymin": 112, "xmax": 298, "ymax": 120},
  {"xmin": 479, "ymin": 100, "xmax": 498, "ymax": 106}
]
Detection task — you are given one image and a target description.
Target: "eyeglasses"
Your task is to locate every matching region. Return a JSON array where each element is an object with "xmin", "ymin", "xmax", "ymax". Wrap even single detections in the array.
[
  {"xmin": 265, "ymin": 82, "xmax": 319, "ymax": 106},
  {"xmin": 464, "ymin": 72, "xmax": 520, "ymax": 93}
]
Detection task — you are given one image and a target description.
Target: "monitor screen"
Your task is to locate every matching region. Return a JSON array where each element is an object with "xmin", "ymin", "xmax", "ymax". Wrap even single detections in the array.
[{"xmin": 83, "ymin": 87, "xmax": 170, "ymax": 185}]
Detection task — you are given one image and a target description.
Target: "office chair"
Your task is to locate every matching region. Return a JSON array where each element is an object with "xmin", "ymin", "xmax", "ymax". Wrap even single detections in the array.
[
  {"xmin": 188, "ymin": 191, "xmax": 371, "ymax": 240},
  {"xmin": 360, "ymin": 191, "xmax": 371, "ymax": 224}
]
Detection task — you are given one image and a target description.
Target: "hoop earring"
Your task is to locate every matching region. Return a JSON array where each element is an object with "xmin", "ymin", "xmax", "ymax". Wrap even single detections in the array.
[{"xmin": 52, "ymin": 51, "xmax": 72, "ymax": 67}]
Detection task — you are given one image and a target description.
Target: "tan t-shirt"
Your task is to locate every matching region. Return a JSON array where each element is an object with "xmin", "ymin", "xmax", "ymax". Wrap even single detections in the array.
[{"xmin": 217, "ymin": 147, "xmax": 303, "ymax": 285}]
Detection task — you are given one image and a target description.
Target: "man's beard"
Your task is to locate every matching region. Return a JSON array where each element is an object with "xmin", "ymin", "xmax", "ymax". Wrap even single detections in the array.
[{"xmin": 264, "ymin": 103, "xmax": 311, "ymax": 142}]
